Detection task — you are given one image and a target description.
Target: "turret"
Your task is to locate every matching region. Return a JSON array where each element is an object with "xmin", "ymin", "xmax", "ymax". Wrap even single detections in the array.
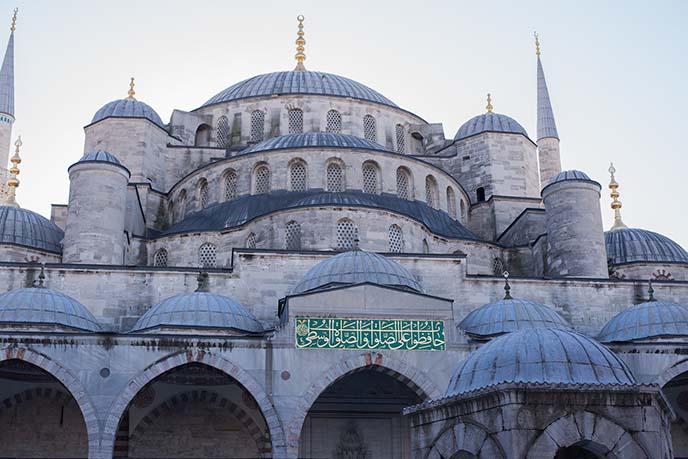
[
  {"xmin": 542, "ymin": 170, "xmax": 608, "ymax": 278},
  {"xmin": 63, "ymin": 151, "xmax": 130, "ymax": 264},
  {"xmin": 535, "ymin": 33, "xmax": 562, "ymax": 187}
]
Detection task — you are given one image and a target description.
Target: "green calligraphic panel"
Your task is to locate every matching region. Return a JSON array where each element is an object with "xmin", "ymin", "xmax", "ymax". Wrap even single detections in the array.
[{"xmin": 295, "ymin": 317, "xmax": 445, "ymax": 351}]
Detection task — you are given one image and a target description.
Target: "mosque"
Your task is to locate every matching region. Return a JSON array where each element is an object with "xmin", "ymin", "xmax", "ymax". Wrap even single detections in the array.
[{"xmin": 0, "ymin": 9, "xmax": 687, "ymax": 459}]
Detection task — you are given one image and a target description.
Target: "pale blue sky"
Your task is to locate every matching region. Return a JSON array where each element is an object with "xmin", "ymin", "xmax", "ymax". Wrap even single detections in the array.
[{"xmin": 5, "ymin": 0, "xmax": 687, "ymax": 247}]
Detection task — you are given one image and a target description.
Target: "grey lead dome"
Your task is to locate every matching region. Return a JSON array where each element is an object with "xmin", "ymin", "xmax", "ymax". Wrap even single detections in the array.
[
  {"xmin": 598, "ymin": 299, "xmax": 688, "ymax": 343},
  {"xmin": 454, "ymin": 112, "xmax": 528, "ymax": 140},
  {"xmin": 91, "ymin": 98, "xmax": 164, "ymax": 128},
  {"xmin": 76, "ymin": 150, "xmax": 122, "ymax": 165},
  {"xmin": 242, "ymin": 132, "xmax": 390, "ymax": 155},
  {"xmin": 0, "ymin": 206, "xmax": 64, "ymax": 253},
  {"xmin": 605, "ymin": 228, "xmax": 688, "ymax": 265}
]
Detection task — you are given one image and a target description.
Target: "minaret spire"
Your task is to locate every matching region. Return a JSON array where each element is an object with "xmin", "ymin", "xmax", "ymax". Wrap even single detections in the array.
[
  {"xmin": 534, "ymin": 32, "xmax": 562, "ymax": 187},
  {"xmin": 608, "ymin": 163, "xmax": 628, "ymax": 231},
  {"xmin": 0, "ymin": 9, "xmax": 17, "ymax": 205},
  {"xmin": 294, "ymin": 15, "xmax": 306, "ymax": 71}
]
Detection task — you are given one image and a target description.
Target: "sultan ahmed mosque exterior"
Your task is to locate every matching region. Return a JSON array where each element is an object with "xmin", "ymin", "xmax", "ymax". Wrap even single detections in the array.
[{"xmin": 0, "ymin": 10, "xmax": 686, "ymax": 459}]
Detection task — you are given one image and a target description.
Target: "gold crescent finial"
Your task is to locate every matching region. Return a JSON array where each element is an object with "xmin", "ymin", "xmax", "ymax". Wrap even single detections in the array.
[
  {"xmin": 5, "ymin": 135, "xmax": 21, "ymax": 207},
  {"xmin": 486, "ymin": 93, "xmax": 493, "ymax": 113},
  {"xmin": 10, "ymin": 8, "xmax": 17, "ymax": 32},
  {"xmin": 534, "ymin": 31, "xmax": 540, "ymax": 56},
  {"xmin": 127, "ymin": 77, "xmax": 136, "ymax": 100},
  {"xmin": 608, "ymin": 162, "xmax": 627, "ymax": 231},
  {"xmin": 294, "ymin": 15, "xmax": 306, "ymax": 71}
]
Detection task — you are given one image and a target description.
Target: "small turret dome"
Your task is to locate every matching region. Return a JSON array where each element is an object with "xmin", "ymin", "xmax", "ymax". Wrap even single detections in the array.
[
  {"xmin": 0, "ymin": 206, "xmax": 63, "ymax": 253},
  {"xmin": 605, "ymin": 228, "xmax": 688, "ymax": 265},
  {"xmin": 90, "ymin": 80, "xmax": 164, "ymax": 129},
  {"xmin": 446, "ymin": 328, "xmax": 635, "ymax": 396},
  {"xmin": 454, "ymin": 112, "xmax": 528, "ymax": 141},
  {"xmin": 0, "ymin": 286, "xmax": 101, "ymax": 332},
  {"xmin": 77, "ymin": 150, "xmax": 122, "ymax": 165},
  {"xmin": 549, "ymin": 169, "xmax": 591, "ymax": 184},
  {"xmin": 293, "ymin": 250, "xmax": 422, "ymax": 294}
]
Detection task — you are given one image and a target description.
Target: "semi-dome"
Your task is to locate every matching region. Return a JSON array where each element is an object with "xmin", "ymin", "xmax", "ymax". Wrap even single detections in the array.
[
  {"xmin": 598, "ymin": 296, "xmax": 688, "ymax": 343},
  {"xmin": 76, "ymin": 150, "xmax": 122, "ymax": 165},
  {"xmin": 242, "ymin": 132, "xmax": 389, "ymax": 155},
  {"xmin": 131, "ymin": 291, "xmax": 263, "ymax": 333},
  {"xmin": 446, "ymin": 328, "xmax": 635, "ymax": 396},
  {"xmin": 200, "ymin": 70, "xmax": 398, "ymax": 110},
  {"xmin": 459, "ymin": 297, "xmax": 571, "ymax": 339},
  {"xmin": 454, "ymin": 112, "xmax": 528, "ymax": 141},
  {"xmin": 0, "ymin": 206, "xmax": 63, "ymax": 253},
  {"xmin": 605, "ymin": 227, "xmax": 688, "ymax": 265},
  {"xmin": 292, "ymin": 250, "xmax": 423, "ymax": 294},
  {"xmin": 0, "ymin": 286, "xmax": 101, "ymax": 332},
  {"xmin": 91, "ymin": 98, "xmax": 164, "ymax": 128}
]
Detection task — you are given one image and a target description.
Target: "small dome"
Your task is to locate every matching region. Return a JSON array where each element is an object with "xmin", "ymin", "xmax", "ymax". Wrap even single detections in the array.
[
  {"xmin": 91, "ymin": 98, "xmax": 164, "ymax": 128},
  {"xmin": 0, "ymin": 206, "xmax": 63, "ymax": 253},
  {"xmin": 598, "ymin": 299, "xmax": 688, "ymax": 343},
  {"xmin": 548, "ymin": 169, "xmax": 592, "ymax": 184},
  {"xmin": 605, "ymin": 228, "xmax": 688, "ymax": 265},
  {"xmin": 459, "ymin": 298, "xmax": 571, "ymax": 339},
  {"xmin": 77, "ymin": 150, "xmax": 122, "ymax": 165},
  {"xmin": 131, "ymin": 291, "xmax": 263, "ymax": 333},
  {"xmin": 201, "ymin": 70, "xmax": 398, "ymax": 109},
  {"xmin": 454, "ymin": 112, "xmax": 528, "ymax": 141},
  {"xmin": 446, "ymin": 328, "xmax": 635, "ymax": 396},
  {"xmin": 0, "ymin": 287, "xmax": 101, "ymax": 332},
  {"xmin": 242, "ymin": 133, "xmax": 390, "ymax": 155},
  {"xmin": 293, "ymin": 250, "xmax": 423, "ymax": 294}
]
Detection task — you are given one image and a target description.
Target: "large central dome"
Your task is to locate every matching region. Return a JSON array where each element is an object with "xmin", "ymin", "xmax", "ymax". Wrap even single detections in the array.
[{"xmin": 200, "ymin": 70, "xmax": 398, "ymax": 109}]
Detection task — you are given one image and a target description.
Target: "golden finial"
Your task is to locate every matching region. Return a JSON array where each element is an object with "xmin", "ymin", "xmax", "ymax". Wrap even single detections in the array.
[
  {"xmin": 5, "ymin": 135, "xmax": 21, "ymax": 207},
  {"xmin": 294, "ymin": 15, "xmax": 306, "ymax": 71},
  {"xmin": 10, "ymin": 8, "xmax": 17, "ymax": 33},
  {"xmin": 127, "ymin": 77, "xmax": 136, "ymax": 100},
  {"xmin": 608, "ymin": 162, "xmax": 627, "ymax": 231},
  {"xmin": 534, "ymin": 31, "xmax": 540, "ymax": 56},
  {"xmin": 486, "ymin": 93, "xmax": 493, "ymax": 113}
]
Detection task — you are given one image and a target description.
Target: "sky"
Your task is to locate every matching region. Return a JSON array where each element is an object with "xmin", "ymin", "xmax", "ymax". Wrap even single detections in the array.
[{"xmin": 4, "ymin": 0, "xmax": 687, "ymax": 248}]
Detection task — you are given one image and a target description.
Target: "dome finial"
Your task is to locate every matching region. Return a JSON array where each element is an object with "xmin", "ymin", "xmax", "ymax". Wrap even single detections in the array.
[
  {"xmin": 486, "ymin": 93, "xmax": 493, "ymax": 113},
  {"xmin": 10, "ymin": 8, "xmax": 17, "ymax": 33},
  {"xmin": 608, "ymin": 162, "xmax": 628, "ymax": 231},
  {"xmin": 294, "ymin": 15, "xmax": 306, "ymax": 71},
  {"xmin": 534, "ymin": 31, "xmax": 540, "ymax": 56},
  {"xmin": 5, "ymin": 135, "xmax": 21, "ymax": 207},
  {"xmin": 127, "ymin": 77, "xmax": 136, "ymax": 100},
  {"xmin": 195, "ymin": 272, "xmax": 209, "ymax": 293},
  {"xmin": 503, "ymin": 271, "xmax": 512, "ymax": 299}
]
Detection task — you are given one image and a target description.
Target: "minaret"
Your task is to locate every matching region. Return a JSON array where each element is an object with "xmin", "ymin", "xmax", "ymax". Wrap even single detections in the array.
[
  {"xmin": 0, "ymin": 9, "xmax": 16, "ymax": 170},
  {"xmin": 607, "ymin": 163, "xmax": 628, "ymax": 231},
  {"xmin": 294, "ymin": 15, "xmax": 306, "ymax": 71},
  {"xmin": 535, "ymin": 32, "xmax": 562, "ymax": 187},
  {"xmin": 5, "ymin": 135, "xmax": 21, "ymax": 207}
]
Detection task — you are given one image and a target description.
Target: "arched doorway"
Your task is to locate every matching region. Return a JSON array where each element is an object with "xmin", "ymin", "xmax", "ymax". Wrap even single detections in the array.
[
  {"xmin": 298, "ymin": 367, "xmax": 423, "ymax": 459},
  {"xmin": 555, "ymin": 441, "xmax": 607, "ymax": 459},
  {"xmin": 114, "ymin": 362, "xmax": 272, "ymax": 458},
  {"xmin": 662, "ymin": 368, "xmax": 688, "ymax": 458},
  {"xmin": 0, "ymin": 359, "xmax": 89, "ymax": 458}
]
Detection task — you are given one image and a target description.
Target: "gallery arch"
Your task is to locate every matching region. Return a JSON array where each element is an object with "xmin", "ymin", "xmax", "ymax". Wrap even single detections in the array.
[{"xmin": 660, "ymin": 366, "xmax": 688, "ymax": 456}]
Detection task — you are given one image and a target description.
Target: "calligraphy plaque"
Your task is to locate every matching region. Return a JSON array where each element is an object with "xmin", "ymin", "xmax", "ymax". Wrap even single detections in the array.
[{"xmin": 295, "ymin": 317, "xmax": 445, "ymax": 351}]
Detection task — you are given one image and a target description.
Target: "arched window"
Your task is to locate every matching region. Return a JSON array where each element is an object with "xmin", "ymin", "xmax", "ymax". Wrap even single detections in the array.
[
  {"xmin": 194, "ymin": 124, "xmax": 211, "ymax": 146},
  {"xmin": 476, "ymin": 187, "xmax": 486, "ymax": 202},
  {"xmin": 223, "ymin": 170, "xmax": 237, "ymax": 201},
  {"xmin": 326, "ymin": 162, "xmax": 344, "ymax": 192},
  {"xmin": 288, "ymin": 108, "xmax": 303, "ymax": 134},
  {"xmin": 425, "ymin": 175, "xmax": 438, "ymax": 208},
  {"xmin": 216, "ymin": 116, "xmax": 229, "ymax": 148},
  {"xmin": 167, "ymin": 201, "xmax": 174, "ymax": 224},
  {"xmin": 250, "ymin": 110, "xmax": 265, "ymax": 142},
  {"xmin": 460, "ymin": 199, "xmax": 466, "ymax": 221},
  {"xmin": 388, "ymin": 225, "xmax": 404, "ymax": 253},
  {"xmin": 198, "ymin": 179, "xmax": 209, "ymax": 210},
  {"xmin": 396, "ymin": 167, "xmax": 411, "ymax": 200},
  {"xmin": 176, "ymin": 190, "xmax": 187, "ymax": 221},
  {"xmin": 326, "ymin": 110, "xmax": 342, "ymax": 133},
  {"xmin": 254, "ymin": 165, "xmax": 271, "ymax": 194},
  {"xmin": 337, "ymin": 219, "xmax": 359, "ymax": 250},
  {"xmin": 246, "ymin": 233, "xmax": 257, "ymax": 249},
  {"xmin": 285, "ymin": 221, "xmax": 302, "ymax": 250},
  {"xmin": 198, "ymin": 243, "xmax": 217, "ymax": 268},
  {"xmin": 153, "ymin": 248, "xmax": 168, "ymax": 267},
  {"xmin": 362, "ymin": 162, "xmax": 380, "ymax": 194},
  {"xmin": 395, "ymin": 124, "xmax": 405, "ymax": 153},
  {"xmin": 289, "ymin": 161, "xmax": 307, "ymax": 192},
  {"xmin": 446, "ymin": 186, "xmax": 457, "ymax": 219},
  {"xmin": 363, "ymin": 115, "xmax": 377, "ymax": 142},
  {"xmin": 422, "ymin": 238, "xmax": 430, "ymax": 254}
]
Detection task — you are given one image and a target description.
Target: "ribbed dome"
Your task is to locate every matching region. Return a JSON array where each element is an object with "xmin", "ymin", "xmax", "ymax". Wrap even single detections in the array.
[
  {"xmin": 76, "ymin": 150, "xmax": 122, "ymax": 165},
  {"xmin": 598, "ymin": 299, "xmax": 688, "ymax": 342},
  {"xmin": 242, "ymin": 133, "xmax": 390, "ymax": 155},
  {"xmin": 605, "ymin": 228, "xmax": 688, "ymax": 265},
  {"xmin": 459, "ymin": 298, "xmax": 571, "ymax": 339},
  {"xmin": 548, "ymin": 169, "xmax": 591, "ymax": 184},
  {"xmin": 293, "ymin": 250, "xmax": 423, "ymax": 294},
  {"xmin": 91, "ymin": 98, "xmax": 164, "ymax": 128},
  {"xmin": 0, "ymin": 206, "xmax": 63, "ymax": 253},
  {"xmin": 0, "ymin": 287, "xmax": 101, "ymax": 332},
  {"xmin": 454, "ymin": 112, "xmax": 528, "ymax": 140},
  {"xmin": 201, "ymin": 70, "xmax": 398, "ymax": 109},
  {"xmin": 131, "ymin": 291, "xmax": 263, "ymax": 333},
  {"xmin": 446, "ymin": 329, "xmax": 635, "ymax": 396}
]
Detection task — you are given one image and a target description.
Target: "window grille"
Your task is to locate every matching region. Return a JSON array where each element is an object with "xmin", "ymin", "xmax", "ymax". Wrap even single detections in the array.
[
  {"xmin": 493, "ymin": 258, "xmax": 506, "ymax": 276},
  {"xmin": 285, "ymin": 221, "xmax": 302, "ymax": 250},
  {"xmin": 425, "ymin": 176, "xmax": 437, "ymax": 208},
  {"xmin": 337, "ymin": 219, "xmax": 359, "ymax": 250},
  {"xmin": 250, "ymin": 111, "xmax": 265, "ymax": 142},
  {"xmin": 153, "ymin": 249, "xmax": 168, "ymax": 267},
  {"xmin": 362, "ymin": 164, "xmax": 379, "ymax": 194},
  {"xmin": 255, "ymin": 166, "xmax": 271, "ymax": 194},
  {"xmin": 388, "ymin": 225, "xmax": 403, "ymax": 253},
  {"xmin": 396, "ymin": 168, "xmax": 410, "ymax": 200},
  {"xmin": 290, "ymin": 162, "xmax": 307, "ymax": 191},
  {"xmin": 246, "ymin": 233, "xmax": 257, "ymax": 249},
  {"xmin": 363, "ymin": 115, "xmax": 377, "ymax": 142},
  {"xmin": 199, "ymin": 181, "xmax": 209, "ymax": 209},
  {"xmin": 224, "ymin": 170, "xmax": 237, "ymax": 201},
  {"xmin": 395, "ymin": 124, "xmax": 406, "ymax": 153},
  {"xmin": 327, "ymin": 163, "xmax": 344, "ymax": 192},
  {"xmin": 288, "ymin": 109, "xmax": 303, "ymax": 134},
  {"xmin": 216, "ymin": 116, "xmax": 230, "ymax": 148},
  {"xmin": 198, "ymin": 243, "xmax": 217, "ymax": 268},
  {"xmin": 447, "ymin": 187, "xmax": 457, "ymax": 219},
  {"xmin": 326, "ymin": 110, "xmax": 342, "ymax": 133}
]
